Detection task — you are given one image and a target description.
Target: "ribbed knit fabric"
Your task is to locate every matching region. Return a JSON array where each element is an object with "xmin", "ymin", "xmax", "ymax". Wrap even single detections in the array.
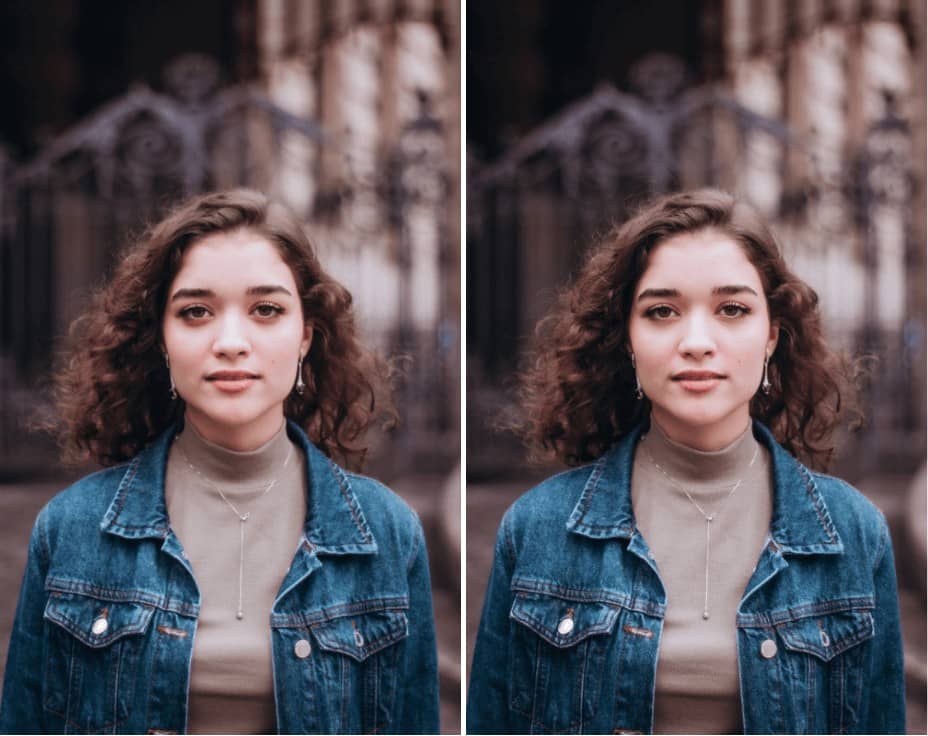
[
  {"xmin": 631, "ymin": 419, "xmax": 773, "ymax": 735},
  {"xmin": 165, "ymin": 420, "xmax": 306, "ymax": 735}
]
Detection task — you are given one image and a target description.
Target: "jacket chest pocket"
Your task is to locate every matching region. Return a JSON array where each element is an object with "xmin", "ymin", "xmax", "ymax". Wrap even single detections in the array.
[
  {"xmin": 282, "ymin": 607, "xmax": 408, "ymax": 734},
  {"xmin": 508, "ymin": 591, "xmax": 620, "ymax": 735},
  {"xmin": 43, "ymin": 591, "xmax": 155, "ymax": 734},
  {"xmin": 749, "ymin": 608, "xmax": 875, "ymax": 734}
]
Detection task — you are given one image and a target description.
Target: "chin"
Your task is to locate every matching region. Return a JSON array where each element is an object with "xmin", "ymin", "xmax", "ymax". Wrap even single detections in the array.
[
  {"xmin": 654, "ymin": 399, "xmax": 744, "ymax": 429},
  {"xmin": 187, "ymin": 399, "xmax": 278, "ymax": 430}
]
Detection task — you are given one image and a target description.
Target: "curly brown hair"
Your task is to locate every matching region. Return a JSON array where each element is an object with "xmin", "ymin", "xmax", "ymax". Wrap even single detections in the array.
[
  {"xmin": 49, "ymin": 188, "xmax": 394, "ymax": 469},
  {"xmin": 514, "ymin": 188, "xmax": 853, "ymax": 471}
]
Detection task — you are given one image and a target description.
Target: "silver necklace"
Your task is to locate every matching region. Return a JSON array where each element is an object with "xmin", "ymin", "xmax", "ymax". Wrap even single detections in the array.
[
  {"xmin": 177, "ymin": 440, "xmax": 293, "ymax": 620},
  {"xmin": 643, "ymin": 438, "xmax": 759, "ymax": 620}
]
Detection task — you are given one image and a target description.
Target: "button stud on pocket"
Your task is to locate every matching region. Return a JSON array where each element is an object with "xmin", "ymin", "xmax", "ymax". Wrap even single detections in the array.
[
  {"xmin": 557, "ymin": 614, "xmax": 575, "ymax": 636},
  {"xmin": 91, "ymin": 615, "xmax": 109, "ymax": 636},
  {"xmin": 294, "ymin": 639, "xmax": 312, "ymax": 659},
  {"xmin": 760, "ymin": 638, "xmax": 777, "ymax": 659},
  {"xmin": 819, "ymin": 628, "xmax": 831, "ymax": 647},
  {"xmin": 353, "ymin": 628, "xmax": 365, "ymax": 648}
]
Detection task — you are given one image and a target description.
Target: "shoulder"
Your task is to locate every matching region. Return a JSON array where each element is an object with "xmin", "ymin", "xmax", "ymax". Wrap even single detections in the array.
[
  {"xmin": 501, "ymin": 464, "xmax": 596, "ymax": 539},
  {"xmin": 812, "ymin": 470, "xmax": 891, "ymax": 557},
  {"xmin": 341, "ymin": 469, "xmax": 425, "ymax": 548},
  {"xmin": 39, "ymin": 464, "xmax": 131, "ymax": 534},
  {"xmin": 812, "ymin": 470, "xmax": 884, "ymax": 523}
]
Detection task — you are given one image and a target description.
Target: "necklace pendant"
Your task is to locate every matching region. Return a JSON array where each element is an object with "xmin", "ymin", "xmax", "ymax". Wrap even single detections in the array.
[
  {"xmin": 702, "ymin": 610, "xmax": 710, "ymax": 620},
  {"xmin": 236, "ymin": 611, "xmax": 244, "ymax": 620}
]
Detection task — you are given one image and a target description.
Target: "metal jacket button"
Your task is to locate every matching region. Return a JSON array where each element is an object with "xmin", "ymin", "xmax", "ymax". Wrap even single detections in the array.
[
  {"xmin": 91, "ymin": 616, "xmax": 109, "ymax": 636},
  {"xmin": 760, "ymin": 638, "xmax": 777, "ymax": 658},
  {"xmin": 353, "ymin": 629, "xmax": 365, "ymax": 648},
  {"xmin": 294, "ymin": 639, "xmax": 312, "ymax": 659},
  {"xmin": 557, "ymin": 615, "xmax": 575, "ymax": 636}
]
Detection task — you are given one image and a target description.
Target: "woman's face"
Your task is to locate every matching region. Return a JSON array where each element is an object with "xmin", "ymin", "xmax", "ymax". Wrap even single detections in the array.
[
  {"xmin": 627, "ymin": 229, "xmax": 777, "ymax": 450},
  {"xmin": 162, "ymin": 229, "xmax": 311, "ymax": 450}
]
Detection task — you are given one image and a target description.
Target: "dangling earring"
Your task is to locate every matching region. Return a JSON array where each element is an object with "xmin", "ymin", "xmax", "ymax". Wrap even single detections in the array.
[
  {"xmin": 630, "ymin": 353, "xmax": 643, "ymax": 400},
  {"xmin": 761, "ymin": 352, "xmax": 771, "ymax": 394},
  {"xmin": 295, "ymin": 354, "xmax": 306, "ymax": 395},
  {"xmin": 164, "ymin": 352, "xmax": 177, "ymax": 400}
]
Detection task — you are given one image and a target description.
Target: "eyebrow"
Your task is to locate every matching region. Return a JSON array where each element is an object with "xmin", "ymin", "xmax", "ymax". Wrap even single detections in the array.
[
  {"xmin": 636, "ymin": 284, "xmax": 759, "ymax": 301},
  {"xmin": 170, "ymin": 284, "xmax": 293, "ymax": 302}
]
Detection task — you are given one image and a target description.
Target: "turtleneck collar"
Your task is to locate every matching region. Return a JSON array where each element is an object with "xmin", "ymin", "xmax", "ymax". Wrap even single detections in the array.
[
  {"xmin": 639, "ymin": 416, "xmax": 760, "ymax": 488},
  {"xmin": 173, "ymin": 418, "xmax": 295, "ymax": 494}
]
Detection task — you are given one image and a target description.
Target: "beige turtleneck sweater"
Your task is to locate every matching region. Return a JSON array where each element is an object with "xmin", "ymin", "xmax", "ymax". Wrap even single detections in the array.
[
  {"xmin": 165, "ymin": 421, "xmax": 307, "ymax": 735},
  {"xmin": 631, "ymin": 419, "xmax": 773, "ymax": 735}
]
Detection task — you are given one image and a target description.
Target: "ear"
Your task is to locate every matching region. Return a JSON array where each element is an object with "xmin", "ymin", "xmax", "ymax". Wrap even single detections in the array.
[
  {"xmin": 766, "ymin": 322, "xmax": 779, "ymax": 357},
  {"xmin": 300, "ymin": 322, "xmax": 313, "ymax": 358}
]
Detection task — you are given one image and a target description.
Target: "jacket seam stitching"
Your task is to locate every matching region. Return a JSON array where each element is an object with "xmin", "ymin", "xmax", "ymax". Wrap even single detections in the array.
[
  {"xmin": 871, "ymin": 510, "xmax": 888, "ymax": 574},
  {"xmin": 406, "ymin": 514, "xmax": 423, "ymax": 575}
]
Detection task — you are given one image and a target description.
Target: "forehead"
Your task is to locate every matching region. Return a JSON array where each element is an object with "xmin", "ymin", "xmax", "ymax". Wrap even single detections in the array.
[
  {"xmin": 636, "ymin": 229, "xmax": 762, "ymax": 292},
  {"xmin": 173, "ymin": 229, "xmax": 296, "ymax": 287}
]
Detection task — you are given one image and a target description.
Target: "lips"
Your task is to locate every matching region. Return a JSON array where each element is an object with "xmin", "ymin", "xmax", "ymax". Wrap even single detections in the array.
[
  {"xmin": 672, "ymin": 370, "xmax": 725, "ymax": 394},
  {"xmin": 206, "ymin": 370, "xmax": 260, "ymax": 393},
  {"xmin": 206, "ymin": 371, "xmax": 259, "ymax": 381},
  {"xmin": 672, "ymin": 371, "xmax": 725, "ymax": 381}
]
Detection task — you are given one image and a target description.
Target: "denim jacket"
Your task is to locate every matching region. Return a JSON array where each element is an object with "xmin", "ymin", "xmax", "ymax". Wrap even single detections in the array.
[
  {"xmin": 0, "ymin": 421, "xmax": 439, "ymax": 735},
  {"xmin": 468, "ymin": 421, "xmax": 905, "ymax": 734}
]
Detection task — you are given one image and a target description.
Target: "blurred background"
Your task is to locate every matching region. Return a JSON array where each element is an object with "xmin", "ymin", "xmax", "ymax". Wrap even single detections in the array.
[
  {"xmin": 466, "ymin": 1, "xmax": 926, "ymax": 731},
  {"xmin": 0, "ymin": 0, "xmax": 460, "ymax": 731}
]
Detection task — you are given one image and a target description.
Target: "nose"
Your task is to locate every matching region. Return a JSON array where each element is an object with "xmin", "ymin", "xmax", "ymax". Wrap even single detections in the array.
[
  {"xmin": 212, "ymin": 313, "xmax": 251, "ymax": 357},
  {"xmin": 677, "ymin": 312, "xmax": 716, "ymax": 358}
]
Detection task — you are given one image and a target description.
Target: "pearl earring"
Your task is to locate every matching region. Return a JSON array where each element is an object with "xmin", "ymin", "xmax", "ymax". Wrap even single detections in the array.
[{"xmin": 761, "ymin": 353, "xmax": 771, "ymax": 394}]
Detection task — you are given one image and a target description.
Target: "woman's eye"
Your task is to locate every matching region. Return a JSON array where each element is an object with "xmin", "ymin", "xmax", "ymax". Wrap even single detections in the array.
[
  {"xmin": 253, "ymin": 303, "xmax": 284, "ymax": 318},
  {"xmin": 719, "ymin": 302, "xmax": 751, "ymax": 318},
  {"xmin": 179, "ymin": 305, "xmax": 210, "ymax": 320},
  {"xmin": 645, "ymin": 305, "xmax": 676, "ymax": 320}
]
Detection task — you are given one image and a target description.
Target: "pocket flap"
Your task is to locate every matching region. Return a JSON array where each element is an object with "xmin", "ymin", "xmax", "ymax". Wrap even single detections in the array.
[
  {"xmin": 510, "ymin": 592, "xmax": 621, "ymax": 648},
  {"xmin": 776, "ymin": 610, "xmax": 874, "ymax": 662},
  {"xmin": 44, "ymin": 592, "xmax": 155, "ymax": 648},
  {"xmin": 310, "ymin": 610, "xmax": 408, "ymax": 662}
]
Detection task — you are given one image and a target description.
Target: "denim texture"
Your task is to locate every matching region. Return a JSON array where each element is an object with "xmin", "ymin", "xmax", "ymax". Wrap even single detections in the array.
[
  {"xmin": 0, "ymin": 421, "xmax": 439, "ymax": 735},
  {"xmin": 468, "ymin": 421, "xmax": 905, "ymax": 734}
]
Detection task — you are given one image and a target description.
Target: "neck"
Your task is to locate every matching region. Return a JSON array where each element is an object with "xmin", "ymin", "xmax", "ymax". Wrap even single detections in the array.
[
  {"xmin": 649, "ymin": 409, "xmax": 752, "ymax": 452},
  {"xmin": 642, "ymin": 414, "xmax": 758, "ymax": 487},
  {"xmin": 183, "ymin": 408, "xmax": 286, "ymax": 452},
  {"xmin": 176, "ymin": 416, "xmax": 293, "ymax": 488}
]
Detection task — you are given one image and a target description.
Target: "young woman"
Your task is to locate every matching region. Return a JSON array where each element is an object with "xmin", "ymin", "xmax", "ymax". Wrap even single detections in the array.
[
  {"xmin": 0, "ymin": 189, "xmax": 439, "ymax": 734},
  {"xmin": 468, "ymin": 189, "xmax": 905, "ymax": 734}
]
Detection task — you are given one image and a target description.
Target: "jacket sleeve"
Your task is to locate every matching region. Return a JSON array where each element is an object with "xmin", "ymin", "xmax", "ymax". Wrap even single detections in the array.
[
  {"xmin": 467, "ymin": 509, "xmax": 515, "ymax": 734},
  {"xmin": 864, "ymin": 513, "xmax": 906, "ymax": 733},
  {"xmin": 0, "ymin": 508, "xmax": 51, "ymax": 734},
  {"xmin": 395, "ymin": 516, "xmax": 440, "ymax": 734}
]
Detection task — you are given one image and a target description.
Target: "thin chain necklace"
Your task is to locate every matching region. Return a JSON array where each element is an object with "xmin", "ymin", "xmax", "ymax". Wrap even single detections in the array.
[
  {"xmin": 643, "ymin": 437, "xmax": 759, "ymax": 621},
  {"xmin": 177, "ymin": 439, "xmax": 294, "ymax": 620}
]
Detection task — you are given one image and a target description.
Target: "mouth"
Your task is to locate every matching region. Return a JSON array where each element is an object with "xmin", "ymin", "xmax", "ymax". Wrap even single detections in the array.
[
  {"xmin": 671, "ymin": 371, "xmax": 725, "ymax": 393},
  {"xmin": 672, "ymin": 371, "xmax": 725, "ymax": 381},
  {"xmin": 206, "ymin": 371, "xmax": 260, "ymax": 393},
  {"xmin": 207, "ymin": 371, "xmax": 259, "ymax": 381}
]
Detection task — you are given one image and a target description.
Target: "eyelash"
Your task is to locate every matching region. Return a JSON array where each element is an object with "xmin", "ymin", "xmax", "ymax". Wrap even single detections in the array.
[
  {"xmin": 719, "ymin": 301, "xmax": 752, "ymax": 318},
  {"xmin": 643, "ymin": 302, "xmax": 752, "ymax": 320},
  {"xmin": 177, "ymin": 302, "xmax": 286, "ymax": 320}
]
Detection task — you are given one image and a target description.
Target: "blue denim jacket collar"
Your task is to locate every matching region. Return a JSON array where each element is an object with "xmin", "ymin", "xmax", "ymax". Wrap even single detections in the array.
[
  {"xmin": 566, "ymin": 420, "xmax": 843, "ymax": 555},
  {"xmin": 99, "ymin": 419, "xmax": 379, "ymax": 556}
]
